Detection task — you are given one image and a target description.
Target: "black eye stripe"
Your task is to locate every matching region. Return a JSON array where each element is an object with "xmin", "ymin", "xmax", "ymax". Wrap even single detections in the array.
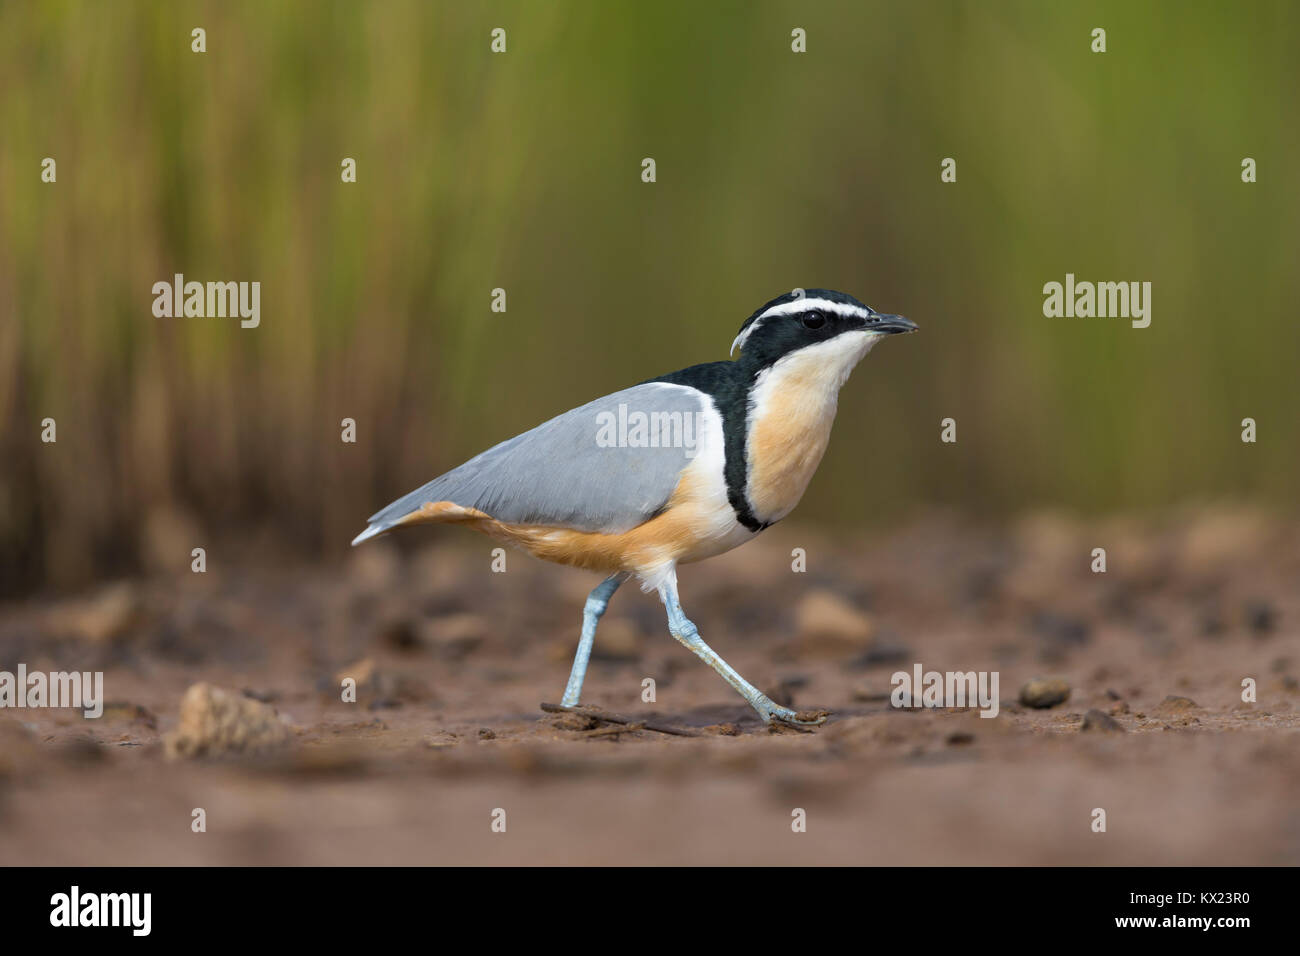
[{"xmin": 800, "ymin": 311, "xmax": 826, "ymax": 330}]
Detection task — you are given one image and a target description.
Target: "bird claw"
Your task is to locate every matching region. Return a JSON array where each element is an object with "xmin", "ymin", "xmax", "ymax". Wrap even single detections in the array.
[{"xmin": 755, "ymin": 697, "xmax": 829, "ymax": 727}]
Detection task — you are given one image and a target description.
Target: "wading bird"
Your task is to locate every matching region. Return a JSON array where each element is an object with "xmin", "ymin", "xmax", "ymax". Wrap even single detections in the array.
[{"xmin": 352, "ymin": 290, "xmax": 916, "ymax": 726}]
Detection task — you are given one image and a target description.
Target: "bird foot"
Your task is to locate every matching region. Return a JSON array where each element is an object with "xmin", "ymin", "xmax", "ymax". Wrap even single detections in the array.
[{"xmin": 754, "ymin": 696, "xmax": 829, "ymax": 728}]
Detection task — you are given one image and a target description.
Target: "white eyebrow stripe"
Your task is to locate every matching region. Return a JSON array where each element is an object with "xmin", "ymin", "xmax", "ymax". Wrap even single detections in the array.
[
  {"xmin": 756, "ymin": 298, "xmax": 874, "ymax": 321},
  {"xmin": 730, "ymin": 297, "xmax": 874, "ymax": 356}
]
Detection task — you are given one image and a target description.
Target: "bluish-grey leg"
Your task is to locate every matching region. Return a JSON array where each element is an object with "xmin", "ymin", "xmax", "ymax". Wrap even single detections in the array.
[
  {"xmin": 659, "ymin": 572, "xmax": 825, "ymax": 726},
  {"xmin": 561, "ymin": 572, "xmax": 630, "ymax": 707}
]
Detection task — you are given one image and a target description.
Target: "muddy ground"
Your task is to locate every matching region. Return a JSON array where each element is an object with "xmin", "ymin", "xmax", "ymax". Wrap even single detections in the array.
[{"xmin": 1, "ymin": 509, "xmax": 1297, "ymax": 865}]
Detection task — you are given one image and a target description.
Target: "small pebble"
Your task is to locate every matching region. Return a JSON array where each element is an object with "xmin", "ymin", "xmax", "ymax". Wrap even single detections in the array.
[
  {"xmin": 1244, "ymin": 599, "xmax": 1277, "ymax": 635},
  {"xmin": 1019, "ymin": 677, "xmax": 1071, "ymax": 709},
  {"xmin": 1081, "ymin": 709, "xmax": 1124, "ymax": 733}
]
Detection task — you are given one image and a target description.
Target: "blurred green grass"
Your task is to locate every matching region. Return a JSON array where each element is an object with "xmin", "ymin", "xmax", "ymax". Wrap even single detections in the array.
[{"xmin": 1, "ymin": 0, "xmax": 1297, "ymax": 593}]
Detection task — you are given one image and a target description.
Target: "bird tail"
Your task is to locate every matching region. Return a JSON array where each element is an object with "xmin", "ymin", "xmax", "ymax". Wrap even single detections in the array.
[
  {"xmin": 351, "ymin": 496, "xmax": 488, "ymax": 547},
  {"xmin": 350, "ymin": 523, "xmax": 390, "ymax": 546}
]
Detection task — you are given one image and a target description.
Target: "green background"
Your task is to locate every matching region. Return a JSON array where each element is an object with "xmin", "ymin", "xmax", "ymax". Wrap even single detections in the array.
[{"xmin": 2, "ymin": 0, "xmax": 1297, "ymax": 593}]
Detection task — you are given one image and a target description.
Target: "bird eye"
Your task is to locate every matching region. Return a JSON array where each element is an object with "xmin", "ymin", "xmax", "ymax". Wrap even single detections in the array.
[{"xmin": 801, "ymin": 311, "xmax": 826, "ymax": 330}]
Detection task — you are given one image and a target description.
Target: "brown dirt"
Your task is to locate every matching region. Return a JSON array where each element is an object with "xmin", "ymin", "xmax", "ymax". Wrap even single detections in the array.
[{"xmin": 1, "ymin": 510, "xmax": 1297, "ymax": 865}]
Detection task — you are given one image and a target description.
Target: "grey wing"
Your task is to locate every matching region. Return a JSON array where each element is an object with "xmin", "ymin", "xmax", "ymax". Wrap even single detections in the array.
[{"xmin": 356, "ymin": 382, "xmax": 712, "ymax": 541}]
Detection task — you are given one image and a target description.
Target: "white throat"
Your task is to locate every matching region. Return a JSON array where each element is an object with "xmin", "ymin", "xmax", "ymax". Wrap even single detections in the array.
[{"xmin": 742, "ymin": 331, "xmax": 879, "ymax": 525}]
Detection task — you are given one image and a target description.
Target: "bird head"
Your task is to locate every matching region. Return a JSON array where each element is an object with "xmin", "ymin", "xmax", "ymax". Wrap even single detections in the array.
[{"xmin": 729, "ymin": 289, "xmax": 916, "ymax": 373}]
